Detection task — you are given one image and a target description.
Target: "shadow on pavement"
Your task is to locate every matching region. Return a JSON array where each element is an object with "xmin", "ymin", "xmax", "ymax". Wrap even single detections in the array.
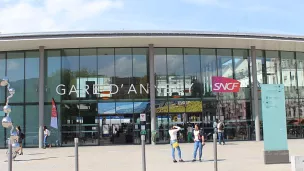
[
  {"xmin": 203, "ymin": 159, "xmax": 226, "ymax": 162},
  {"xmin": 4, "ymin": 157, "xmax": 58, "ymax": 162},
  {"xmin": 27, "ymin": 153, "xmax": 45, "ymax": 155}
]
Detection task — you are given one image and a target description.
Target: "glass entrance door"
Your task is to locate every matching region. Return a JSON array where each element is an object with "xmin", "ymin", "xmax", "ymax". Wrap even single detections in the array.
[
  {"xmin": 156, "ymin": 114, "xmax": 170, "ymax": 143},
  {"xmin": 99, "ymin": 114, "xmax": 134, "ymax": 145}
]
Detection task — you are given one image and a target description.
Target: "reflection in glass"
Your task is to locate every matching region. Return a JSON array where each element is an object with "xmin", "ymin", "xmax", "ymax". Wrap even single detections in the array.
[
  {"xmin": 25, "ymin": 51, "xmax": 39, "ymax": 102},
  {"xmin": 5, "ymin": 106, "xmax": 24, "ymax": 146},
  {"xmin": 133, "ymin": 48, "xmax": 148, "ymax": 99},
  {"xmin": 201, "ymin": 49, "xmax": 217, "ymax": 97},
  {"xmin": 184, "ymin": 48, "xmax": 201, "ymax": 98},
  {"xmin": 46, "ymin": 50, "xmax": 61, "ymax": 102},
  {"xmin": 154, "ymin": 48, "xmax": 167, "ymax": 98},
  {"xmin": 297, "ymin": 52, "xmax": 304, "ymax": 98},
  {"xmin": 233, "ymin": 49, "xmax": 250, "ymax": 99},
  {"xmin": 217, "ymin": 49, "xmax": 234, "ymax": 100},
  {"xmin": 25, "ymin": 105, "xmax": 39, "ymax": 147},
  {"xmin": 281, "ymin": 52, "xmax": 297, "ymax": 98},
  {"xmin": 168, "ymin": 100, "xmax": 185, "ymax": 113},
  {"xmin": 156, "ymin": 114, "xmax": 170, "ymax": 143},
  {"xmin": 114, "ymin": 48, "xmax": 132, "ymax": 99},
  {"xmin": 185, "ymin": 101, "xmax": 202, "ymax": 112},
  {"xmin": 0, "ymin": 53, "xmax": 6, "ymax": 103},
  {"xmin": 79, "ymin": 49, "xmax": 97, "ymax": 99},
  {"xmin": 116, "ymin": 102, "xmax": 133, "ymax": 114},
  {"xmin": 98, "ymin": 102, "xmax": 116, "ymax": 114},
  {"xmin": 62, "ymin": 49, "xmax": 79, "ymax": 100},
  {"xmin": 97, "ymin": 48, "xmax": 115, "ymax": 99},
  {"xmin": 155, "ymin": 100, "xmax": 168, "ymax": 113},
  {"xmin": 266, "ymin": 51, "xmax": 281, "ymax": 84},
  {"xmin": 167, "ymin": 48, "xmax": 184, "ymax": 98},
  {"xmin": 7, "ymin": 52, "xmax": 24, "ymax": 103}
]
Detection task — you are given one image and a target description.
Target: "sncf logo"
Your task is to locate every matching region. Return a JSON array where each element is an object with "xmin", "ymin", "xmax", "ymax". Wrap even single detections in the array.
[{"xmin": 212, "ymin": 76, "xmax": 241, "ymax": 93}]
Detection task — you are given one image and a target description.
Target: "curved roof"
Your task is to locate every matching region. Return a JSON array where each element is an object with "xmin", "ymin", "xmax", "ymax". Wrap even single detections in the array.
[{"xmin": 1, "ymin": 30, "xmax": 304, "ymax": 52}]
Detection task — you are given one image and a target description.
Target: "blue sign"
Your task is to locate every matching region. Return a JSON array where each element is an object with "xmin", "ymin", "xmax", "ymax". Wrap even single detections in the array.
[{"xmin": 261, "ymin": 84, "xmax": 288, "ymax": 151}]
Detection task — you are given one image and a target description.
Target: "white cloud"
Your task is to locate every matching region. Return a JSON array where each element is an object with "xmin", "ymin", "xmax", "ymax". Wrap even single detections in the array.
[{"xmin": 0, "ymin": 0, "xmax": 124, "ymax": 33}]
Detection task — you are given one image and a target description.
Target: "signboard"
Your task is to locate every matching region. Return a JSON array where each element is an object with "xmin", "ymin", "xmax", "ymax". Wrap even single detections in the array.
[
  {"xmin": 212, "ymin": 76, "xmax": 241, "ymax": 93},
  {"xmin": 261, "ymin": 84, "xmax": 289, "ymax": 164},
  {"xmin": 140, "ymin": 113, "xmax": 146, "ymax": 122}
]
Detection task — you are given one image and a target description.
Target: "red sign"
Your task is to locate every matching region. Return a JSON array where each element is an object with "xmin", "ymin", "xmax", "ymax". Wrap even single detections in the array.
[
  {"xmin": 212, "ymin": 76, "xmax": 241, "ymax": 93},
  {"xmin": 51, "ymin": 98, "xmax": 57, "ymax": 117}
]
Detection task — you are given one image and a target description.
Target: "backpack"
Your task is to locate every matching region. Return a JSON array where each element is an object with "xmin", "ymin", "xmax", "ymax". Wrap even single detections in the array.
[
  {"xmin": 219, "ymin": 123, "xmax": 224, "ymax": 130},
  {"xmin": 47, "ymin": 130, "xmax": 51, "ymax": 136}
]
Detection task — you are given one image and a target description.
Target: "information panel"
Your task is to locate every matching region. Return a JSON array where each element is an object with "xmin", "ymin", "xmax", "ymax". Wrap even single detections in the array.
[{"xmin": 261, "ymin": 84, "xmax": 289, "ymax": 164}]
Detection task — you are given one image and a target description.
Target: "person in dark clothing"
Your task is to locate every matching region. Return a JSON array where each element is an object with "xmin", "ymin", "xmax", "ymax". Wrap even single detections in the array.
[{"xmin": 16, "ymin": 126, "xmax": 23, "ymax": 155}]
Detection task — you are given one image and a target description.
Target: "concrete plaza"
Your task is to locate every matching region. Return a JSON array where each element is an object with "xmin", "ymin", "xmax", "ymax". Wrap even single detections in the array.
[{"xmin": 0, "ymin": 139, "xmax": 303, "ymax": 171}]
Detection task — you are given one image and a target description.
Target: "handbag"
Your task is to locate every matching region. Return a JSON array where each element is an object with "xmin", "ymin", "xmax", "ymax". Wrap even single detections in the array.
[{"xmin": 172, "ymin": 142, "xmax": 179, "ymax": 148}]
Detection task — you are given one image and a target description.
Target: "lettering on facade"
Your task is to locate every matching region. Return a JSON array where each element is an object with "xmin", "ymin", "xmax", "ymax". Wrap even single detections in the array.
[
  {"xmin": 56, "ymin": 83, "xmax": 194, "ymax": 96},
  {"xmin": 212, "ymin": 76, "xmax": 241, "ymax": 93}
]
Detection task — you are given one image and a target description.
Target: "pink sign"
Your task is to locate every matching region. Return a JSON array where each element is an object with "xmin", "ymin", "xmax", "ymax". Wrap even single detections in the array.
[{"xmin": 212, "ymin": 76, "xmax": 241, "ymax": 93}]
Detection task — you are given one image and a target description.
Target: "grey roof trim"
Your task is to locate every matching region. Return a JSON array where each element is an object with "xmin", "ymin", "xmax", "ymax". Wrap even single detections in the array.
[{"xmin": 1, "ymin": 30, "xmax": 304, "ymax": 41}]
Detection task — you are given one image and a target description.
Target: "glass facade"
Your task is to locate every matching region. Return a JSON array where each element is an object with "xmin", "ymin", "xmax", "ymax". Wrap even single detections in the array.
[{"xmin": 0, "ymin": 46, "xmax": 304, "ymax": 148}]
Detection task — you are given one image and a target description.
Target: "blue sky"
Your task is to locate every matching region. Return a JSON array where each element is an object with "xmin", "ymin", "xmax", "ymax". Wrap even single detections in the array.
[{"xmin": 0, "ymin": 0, "xmax": 303, "ymax": 35}]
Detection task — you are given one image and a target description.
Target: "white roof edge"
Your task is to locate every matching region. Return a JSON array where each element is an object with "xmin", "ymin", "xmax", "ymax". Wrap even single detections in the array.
[{"xmin": 1, "ymin": 30, "xmax": 304, "ymax": 41}]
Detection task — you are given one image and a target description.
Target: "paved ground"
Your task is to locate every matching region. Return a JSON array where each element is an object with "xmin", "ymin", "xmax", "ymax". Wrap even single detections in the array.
[{"xmin": 0, "ymin": 139, "xmax": 303, "ymax": 171}]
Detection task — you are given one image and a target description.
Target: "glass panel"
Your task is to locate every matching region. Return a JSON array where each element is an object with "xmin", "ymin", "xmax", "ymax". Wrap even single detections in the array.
[
  {"xmin": 281, "ymin": 52, "xmax": 297, "ymax": 98},
  {"xmin": 255, "ymin": 50, "xmax": 266, "ymax": 84},
  {"xmin": 167, "ymin": 48, "xmax": 184, "ymax": 99},
  {"xmin": 62, "ymin": 49, "xmax": 79, "ymax": 101},
  {"xmin": 155, "ymin": 100, "xmax": 168, "ymax": 113},
  {"xmin": 7, "ymin": 52, "xmax": 24, "ymax": 103},
  {"xmin": 0, "ymin": 106, "xmax": 4, "ymax": 147},
  {"xmin": 78, "ymin": 103, "xmax": 98, "ymax": 145},
  {"xmin": 168, "ymin": 100, "xmax": 185, "ymax": 113},
  {"xmin": 154, "ymin": 48, "xmax": 167, "ymax": 98},
  {"xmin": 217, "ymin": 49, "xmax": 234, "ymax": 100},
  {"xmin": 97, "ymin": 48, "xmax": 115, "ymax": 100},
  {"xmin": 266, "ymin": 51, "xmax": 281, "ymax": 84},
  {"xmin": 0, "ymin": 53, "xmax": 6, "ymax": 103},
  {"xmin": 79, "ymin": 49, "xmax": 97, "ymax": 100},
  {"xmin": 233, "ymin": 49, "xmax": 250, "ymax": 100},
  {"xmin": 114, "ymin": 48, "xmax": 132, "ymax": 99},
  {"xmin": 45, "ymin": 50, "xmax": 61, "ymax": 102},
  {"xmin": 296, "ymin": 52, "xmax": 304, "ymax": 98},
  {"xmin": 116, "ymin": 102, "xmax": 133, "ymax": 114},
  {"xmin": 286, "ymin": 99, "xmax": 301, "ymax": 139},
  {"xmin": 184, "ymin": 48, "xmax": 201, "ymax": 98},
  {"xmin": 25, "ymin": 105, "xmax": 39, "ymax": 147},
  {"xmin": 156, "ymin": 113, "xmax": 169, "ymax": 143},
  {"xmin": 201, "ymin": 49, "xmax": 217, "ymax": 97},
  {"xmin": 44, "ymin": 104, "xmax": 61, "ymax": 146},
  {"xmin": 61, "ymin": 103, "xmax": 78, "ymax": 146},
  {"xmin": 185, "ymin": 100, "xmax": 202, "ymax": 112},
  {"xmin": 5, "ymin": 106, "xmax": 24, "ymax": 147},
  {"xmin": 25, "ymin": 51, "xmax": 39, "ymax": 102},
  {"xmin": 132, "ymin": 48, "xmax": 149, "ymax": 99}
]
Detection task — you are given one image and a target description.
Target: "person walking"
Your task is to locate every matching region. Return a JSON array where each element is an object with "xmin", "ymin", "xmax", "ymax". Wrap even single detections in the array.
[
  {"xmin": 43, "ymin": 126, "xmax": 51, "ymax": 148},
  {"xmin": 187, "ymin": 124, "xmax": 193, "ymax": 143},
  {"xmin": 192, "ymin": 124, "xmax": 205, "ymax": 162},
  {"xmin": 217, "ymin": 120, "xmax": 226, "ymax": 145},
  {"xmin": 16, "ymin": 126, "xmax": 24, "ymax": 155},
  {"xmin": 169, "ymin": 126, "xmax": 184, "ymax": 163}
]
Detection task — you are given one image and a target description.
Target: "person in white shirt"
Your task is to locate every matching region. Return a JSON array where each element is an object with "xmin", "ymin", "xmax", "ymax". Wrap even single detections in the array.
[
  {"xmin": 169, "ymin": 126, "xmax": 184, "ymax": 163},
  {"xmin": 217, "ymin": 120, "xmax": 226, "ymax": 145},
  {"xmin": 43, "ymin": 126, "xmax": 51, "ymax": 149},
  {"xmin": 192, "ymin": 124, "xmax": 205, "ymax": 162}
]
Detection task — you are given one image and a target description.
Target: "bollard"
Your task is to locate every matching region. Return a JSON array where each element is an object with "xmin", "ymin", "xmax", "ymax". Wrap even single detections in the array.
[
  {"xmin": 213, "ymin": 133, "xmax": 218, "ymax": 171},
  {"xmin": 8, "ymin": 139, "xmax": 12, "ymax": 171},
  {"xmin": 75, "ymin": 138, "xmax": 79, "ymax": 171},
  {"xmin": 141, "ymin": 135, "xmax": 146, "ymax": 171}
]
